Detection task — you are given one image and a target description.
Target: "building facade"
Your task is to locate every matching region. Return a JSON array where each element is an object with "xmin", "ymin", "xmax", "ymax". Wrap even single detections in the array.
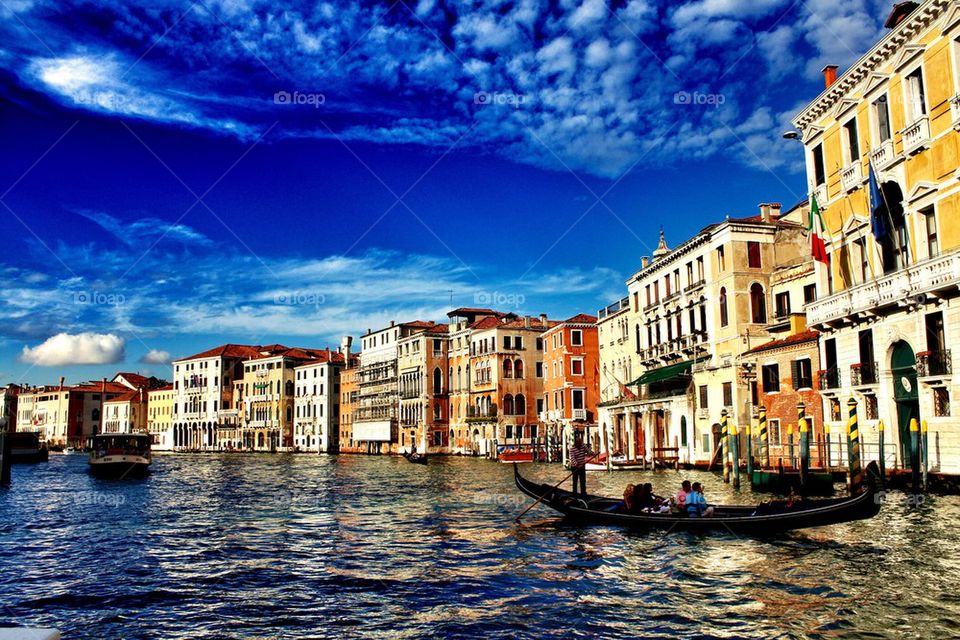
[
  {"xmin": 293, "ymin": 350, "xmax": 346, "ymax": 453},
  {"xmin": 16, "ymin": 380, "xmax": 129, "ymax": 446},
  {"xmin": 338, "ymin": 347, "xmax": 361, "ymax": 453},
  {"xmin": 397, "ymin": 323, "xmax": 450, "ymax": 454},
  {"xmin": 102, "ymin": 389, "xmax": 148, "ymax": 434},
  {"xmin": 541, "ymin": 314, "xmax": 601, "ymax": 461},
  {"xmin": 793, "ymin": 0, "xmax": 960, "ymax": 473},
  {"xmin": 0, "ymin": 384, "xmax": 19, "ymax": 433},
  {"xmin": 147, "ymin": 385, "xmax": 175, "ymax": 450}
]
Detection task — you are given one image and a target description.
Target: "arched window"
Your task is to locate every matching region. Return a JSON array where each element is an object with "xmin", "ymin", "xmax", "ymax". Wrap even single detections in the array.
[
  {"xmin": 515, "ymin": 394, "xmax": 526, "ymax": 416},
  {"xmin": 433, "ymin": 367, "xmax": 443, "ymax": 394},
  {"xmin": 514, "ymin": 359, "xmax": 524, "ymax": 378},
  {"xmin": 635, "ymin": 324, "xmax": 642, "ymax": 353},
  {"xmin": 286, "ymin": 406, "xmax": 293, "ymax": 422},
  {"xmin": 719, "ymin": 288, "xmax": 729, "ymax": 327},
  {"xmin": 750, "ymin": 283, "xmax": 767, "ymax": 324},
  {"xmin": 285, "ymin": 380, "xmax": 294, "ymax": 396},
  {"xmin": 503, "ymin": 359, "xmax": 513, "ymax": 378},
  {"xmin": 675, "ymin": 308, "xmax": 683, "ymax": 337},
  {"xmin": 503, "ymin": 394, "xmax": 514, "ymax": 415},
  {"xmin": 434, "ymin": 403, "xmax": 441, "ymax": 420},
  {"xmin": 457, "ymin": 366, "xmax": 462, "ymax": 389}
]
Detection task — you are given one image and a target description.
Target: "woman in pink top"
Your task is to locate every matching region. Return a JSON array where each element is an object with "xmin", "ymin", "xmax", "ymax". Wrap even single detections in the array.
[{"xmin": 675, "ymin": 480, "xmax": 692, "ymax": 508}]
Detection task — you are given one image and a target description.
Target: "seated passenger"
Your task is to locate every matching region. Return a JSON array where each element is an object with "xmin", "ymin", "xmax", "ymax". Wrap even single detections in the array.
[
  {"xmin": 675, "ymin": 480, "xmax": 692, "ymax": 509},
  {"xmin": 686, "ymin": 482, "xmax": 715, "ymax": 518},
  {"xmin": 608, "ymin": 484, "xmax": 635, "ymax": 513},
  {"xmin": 631, "ymin": 484, "xmax": 656, "ymax": 513}
]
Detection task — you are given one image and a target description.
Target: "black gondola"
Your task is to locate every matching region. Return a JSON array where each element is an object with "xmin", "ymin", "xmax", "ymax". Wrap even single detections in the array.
[
  {"xmin": 403, "ymin": 451, "xmax": 428, "ymax": 465},
  {"xmin": 514, "ymin": 462, "xmax": 882, "ymax": 534}
]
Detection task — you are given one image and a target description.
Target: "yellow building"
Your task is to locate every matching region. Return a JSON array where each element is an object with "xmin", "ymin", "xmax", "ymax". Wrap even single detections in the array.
[
  {"xmin": 147, "ymin": 385, "xmax": 175, "ymax": 450},
  {"xmin": 793, "ymin": 0, "xmax": 960, "ymax": 474}
]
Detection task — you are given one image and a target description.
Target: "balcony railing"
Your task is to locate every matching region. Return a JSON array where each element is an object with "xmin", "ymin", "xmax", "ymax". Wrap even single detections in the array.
[
  {"xmin": 812, "ymin": 183, "xmax": 827, "ymax": 207},
  {"xmin": 870, "ymin": 139, "xmax": 897, "ymax": 172},
  {"xmin": 663, "ymin": 290, "xmax": 681, "ymax": 304},
  {"xmin": 917, "ymin": 350, "xmax": 952, "ymax": 378},
  {"xmin": 684, "ymin": 279, "xmax": 706, "ymax": 293},
  {"xmin": 807, "ymin": 250, "xmax": 960, "ymax": 327},
  {"xmin": 572, "ymin": 408, "xmax": 587, "ymax": 421},
  {"xmin": 850, "ymin": 362, "xmax": 879, "ymax": 387},
  {"xmin": 901, "ymin": 116, "xmax": 930, "ymax": 155},
  {"xmin": 840, "ymin": 161, "xmax": 863, "ymax": 193},
  {"xmin": 466, "ymin": 406, "xmax": 498, "ymax": 421},
  {"xmin": 818, "ymin": 368, "xmax": 841, "ymax": 391}
]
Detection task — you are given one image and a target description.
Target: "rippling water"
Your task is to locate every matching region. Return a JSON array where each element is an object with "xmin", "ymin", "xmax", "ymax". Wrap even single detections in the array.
[{"xmin": 1, "ymin": 453, "xmax": 958, "ymax": 639}]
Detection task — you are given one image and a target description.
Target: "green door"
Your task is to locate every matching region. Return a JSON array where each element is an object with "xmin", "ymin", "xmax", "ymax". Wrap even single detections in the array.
[{"xmin": 891, "ymin": 341, "xmax": 920, "ymax": 464}]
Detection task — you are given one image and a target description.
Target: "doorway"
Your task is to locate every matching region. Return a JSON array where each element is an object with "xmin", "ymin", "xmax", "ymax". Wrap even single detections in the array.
[{"xmin": 891, "ymin": 341, "xmax": 920, "ymax": 465}]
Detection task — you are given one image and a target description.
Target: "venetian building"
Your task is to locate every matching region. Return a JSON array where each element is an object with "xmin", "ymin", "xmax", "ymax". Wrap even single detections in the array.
[
  {"xmin": 792, "ymin": 0, "xmax": 960, "ymax": 473},
  {"xmin": 397, "ymin": 323, "xmax": 450, "ymax": 454}
]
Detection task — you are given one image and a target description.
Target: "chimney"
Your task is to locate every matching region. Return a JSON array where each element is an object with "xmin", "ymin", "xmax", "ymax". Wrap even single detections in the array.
[
  {"xmin": 769, "ymin": 202, "xmax": 782, "ymax": 219},
  {"xmin": 390, "ymin": 320, "xmax": 395, "ymax": 327},
  {"xmin": 524, "ymin": 316, "xmax": 531, "ymax": 329},
  {"xmin": 641, "ymin": 256, "xmax": 650, "ymax": 269},
  {"xmin": 759, "ymin": 203, "xmax": 771, "ymax": 223},
  {"xmin": 822, "ymin": 64, "xmax": 838, "ymax": 89},
  {"xmin": 539, "ymin": 313, "xmax": 548, "ymax": 326}
]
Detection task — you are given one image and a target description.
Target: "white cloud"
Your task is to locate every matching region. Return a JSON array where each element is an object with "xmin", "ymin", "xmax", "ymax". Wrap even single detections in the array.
[
  {"xmin": 139, "ymin": 349, "xmax": 171, "ymax": 364},
  {"xmin": 19, "ymin": 332, "xmax": 126, "ymax": 366},
  {"xmin": 74, "ymin": 209, "xmax": 211, "ymax": 247}
]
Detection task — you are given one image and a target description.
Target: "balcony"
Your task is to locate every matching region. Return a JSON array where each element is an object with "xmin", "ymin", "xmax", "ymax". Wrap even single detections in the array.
[
  {"xmin": 840, "ymin": 161, "xmax": 862, "ymax": 193},
  {"xmin": 663, "ymin": 290, "xmax": 681, "ymax": 304},
  {"xmin": 466, "ymin": 406, "xmax": 498, "ymax": 422},
  {"xmin": 572, "ymin": 408, "xmax": 587, "ymax": 421},
  {"xmin": 807, "ymin": 250, "xmax": 960, "ymax": 328},
  {"xmin": 812, "ymin": 183, "xmax": 827, "ymax": 208},
  {"xmin": 818, "ymin": 368, "xmax": 841, "ymax": 391},
  {"xmin": 917, "ymin": 350, "xmax": 952, "ymax": 379},
  {"xmin": 870, "ymin": 139, "xmax": 897, "ymax": 172},
  {"xmin": 951, "ymin": 94, "xmax": 960, "ymax": 130},
  {"xmin": 684, "ymin": 279, "xmax": 706, "ymax": 294},
  {"xmin": 901, "ymin": 116, "xmax": 930, "ymax": 155},
  {"xmin": 850, "ymin": 362, "xmax": 879, "ymax": 387}
]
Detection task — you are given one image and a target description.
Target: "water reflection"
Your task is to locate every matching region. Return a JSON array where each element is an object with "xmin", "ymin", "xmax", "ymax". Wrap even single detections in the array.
[{"xmin": 0, "ymin": 454, "xmax": 958, "ymax": 639}]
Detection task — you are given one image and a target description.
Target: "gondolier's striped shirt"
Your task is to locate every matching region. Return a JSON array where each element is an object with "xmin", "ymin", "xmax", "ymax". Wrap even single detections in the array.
[{"xmin": 569, "ymin": 443, "xmax": 594, "ymax": 469}]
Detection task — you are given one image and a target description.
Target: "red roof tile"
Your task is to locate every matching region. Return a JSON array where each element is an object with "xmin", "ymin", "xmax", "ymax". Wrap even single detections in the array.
[
  {"xmin": 744, "ymin": 329, "xmax": 819, "ymax": 355},
  {"xmin": 178, "ymin": 344, "xmax": 269, "ymax": 361},
  {"xmin": 564, "ymin": 313, "xmax": 598, "ymax": 324}
]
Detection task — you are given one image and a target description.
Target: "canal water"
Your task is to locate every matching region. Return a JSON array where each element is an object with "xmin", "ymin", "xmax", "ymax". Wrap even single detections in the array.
[{"xmin": 1, "ymin": 454, "xmax": 958, "ymax": 639}]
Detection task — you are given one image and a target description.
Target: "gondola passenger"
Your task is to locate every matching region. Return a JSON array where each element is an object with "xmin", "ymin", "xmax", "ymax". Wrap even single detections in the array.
[
  {"xmin": 686, "ymin": 482, "xmax": 714, "ymax": 518},
  {"xmin": 675, "ymin": 480, "xmax": 692, "ymax": 509}
]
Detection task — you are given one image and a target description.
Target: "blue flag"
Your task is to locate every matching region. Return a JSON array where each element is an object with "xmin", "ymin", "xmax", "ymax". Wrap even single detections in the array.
[{"xmin": 869, "ymin": 162, "xmax": 888, "ymax": 240}]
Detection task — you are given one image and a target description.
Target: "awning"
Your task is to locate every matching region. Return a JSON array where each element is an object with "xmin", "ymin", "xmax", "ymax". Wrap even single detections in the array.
[{"xmin": 629, "ymin": 360, "xmax": 695, "ymax": 386}]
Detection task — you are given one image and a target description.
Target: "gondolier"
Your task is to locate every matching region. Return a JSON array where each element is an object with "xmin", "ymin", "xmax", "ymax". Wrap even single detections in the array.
[{"xmin": 569, "ymin": 431, "xmax": 594, "ymax": 496}]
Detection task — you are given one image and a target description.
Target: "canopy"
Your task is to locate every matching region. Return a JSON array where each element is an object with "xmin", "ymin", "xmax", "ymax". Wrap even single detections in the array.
[{"xmin": 629, "ymin": 360, "xmax": 695, "ymax": 386}]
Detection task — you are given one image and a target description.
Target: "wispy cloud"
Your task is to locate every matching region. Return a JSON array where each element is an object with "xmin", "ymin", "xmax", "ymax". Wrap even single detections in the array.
[{"xmin": 74, "ymin": 209, "xmax": 211, "ymax": 247}]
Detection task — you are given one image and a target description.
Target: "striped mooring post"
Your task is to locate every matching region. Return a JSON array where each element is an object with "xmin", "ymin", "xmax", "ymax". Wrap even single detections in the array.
[
  {"xmin": 721, "ymin": 409, "xmax": 730, "ymax": 484},
  {"xmin": 878, "ymin": 419, "xmax": 886, "ymax": 487},
  {"xmin": 758, "ymin": 405, "xmax": 769, "ymax": 467},
  {"xmin": 787, "ymin": 424, "xmax": 795, "ymax": 468},
  {"xmin": 731, "ymin": 421, "xmax": 741, "ymax": 489},
  {"xmin": 922, "ymin": 419, "xmax": 929, "ymax": 492},
  {"xmin": 824, "ymin": 421, "xmax": 831, "ymax": 468},
  {"xmin": 745, "ymin": 414, "xmax": 753, "ymax": 477},
  {"xmin": 798, "ymin": 401, "xmax": 809, "ymax": 484},
  {"xmin": 847, "ymin": 397, "xmax": 863, "ymax": 493},
  {"xmin": 910, "ymin": 418, "xmax": 920, "ymax": 494}
]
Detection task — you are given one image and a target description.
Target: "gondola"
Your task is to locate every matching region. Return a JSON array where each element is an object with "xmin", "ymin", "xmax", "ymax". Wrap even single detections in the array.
[
  {"xmin": 403, "ymin": 451, "xmax": 428, "ymax": 465},
  {"xmin": 514, "ymin": 462, "xmax": 882, "ymax": 534}
]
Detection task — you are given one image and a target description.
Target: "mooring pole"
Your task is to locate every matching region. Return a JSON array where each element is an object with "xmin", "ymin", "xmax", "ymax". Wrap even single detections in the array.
[
  {"xmin": 922, "ymin": 419, "xmax": 929, "ymax": 492},
  {"xmin": 878, "ymin": 419, "xmax": 886, "ymax": 488},
  {"xmin": 824, "ymin": 421, "xmax": 831, "ymax": 469},
  {"xmin": 758, "ymin": 405, "xmax": 768, "ymax": 468},
  {"xmin": 787, "ymin": 424, "xmax": 795, "ymax": 468},
  {"xmin": 909, "ymin": 418, "xmax": 920, "ymax": 495},
  {"xmin": 721, "ymin": 409, "xmax": 730, "ymax": 484},
  {"xmin": 798, "ymin": 401, "xmax": 809, "ymax": 486},
  {"xmin": 731, "ymin": 421, "xmax": 740, "ymax": 490},
  {"xmin": 847, "ymin": 397, "xmax": 863, "ymax": 493}
]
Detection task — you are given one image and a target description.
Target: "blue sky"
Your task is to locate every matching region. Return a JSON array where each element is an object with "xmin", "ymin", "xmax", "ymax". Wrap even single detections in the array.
[{"xmin": 0, "ymin": 0, "xmax": 895, "ymax": 385}]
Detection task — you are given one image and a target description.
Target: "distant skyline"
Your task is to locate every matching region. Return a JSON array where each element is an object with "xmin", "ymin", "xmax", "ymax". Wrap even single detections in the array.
[{"xmin": 1, "ymin": 0, "xmax": 896, "ymax": 385}]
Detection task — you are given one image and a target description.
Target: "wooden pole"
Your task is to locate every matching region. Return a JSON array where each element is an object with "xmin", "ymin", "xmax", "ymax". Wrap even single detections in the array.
[
  {"xmin": 731, "ymin": 421, "xmax": 740, "ymax": 490},
  {"xmin": 909, "ymin": 417, "xmax": 920, "ymax": 494},
  {"xmin": 798, "ymin": 401, "xmax": 809, "ymax": 485},
  {"xmin": 878, "ymin": 419, "xmax": 886, "ymax": 487},
  {"xmin": 787, "ymin": 424, "xmax": 795, "ymax": 468},
  {"xmin": 721, "ymin": 409, "xmax": 730, "ymax": 484},
  {"xmin": 824, "ymin": 420, "xmax": 832, "ymax": 469},
  {"xmin": 847, "ymin": 397, "xmax": 864, "ymax": 493},
  {"xmin": 758, "ymin": 405, "xmax": 769, "ymax": 468},
  {"xmin": 745, "ymin": 414, "xmax": 753, "ymax": 476},
  {"xmin": 922, "ymin": 419, "xmax": 929, "ymax": 492}
]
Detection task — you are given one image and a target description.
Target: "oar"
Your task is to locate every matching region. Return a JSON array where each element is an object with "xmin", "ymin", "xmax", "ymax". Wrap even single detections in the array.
[{"xmin": 515, "ymin": 452, "xmax": 602, "ymax": 523}]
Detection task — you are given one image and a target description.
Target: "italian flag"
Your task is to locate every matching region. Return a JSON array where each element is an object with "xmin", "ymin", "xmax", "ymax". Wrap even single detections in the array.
[{"xmin": 809, "ymin": 193, "xmax": 829, "ymax": 264}]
